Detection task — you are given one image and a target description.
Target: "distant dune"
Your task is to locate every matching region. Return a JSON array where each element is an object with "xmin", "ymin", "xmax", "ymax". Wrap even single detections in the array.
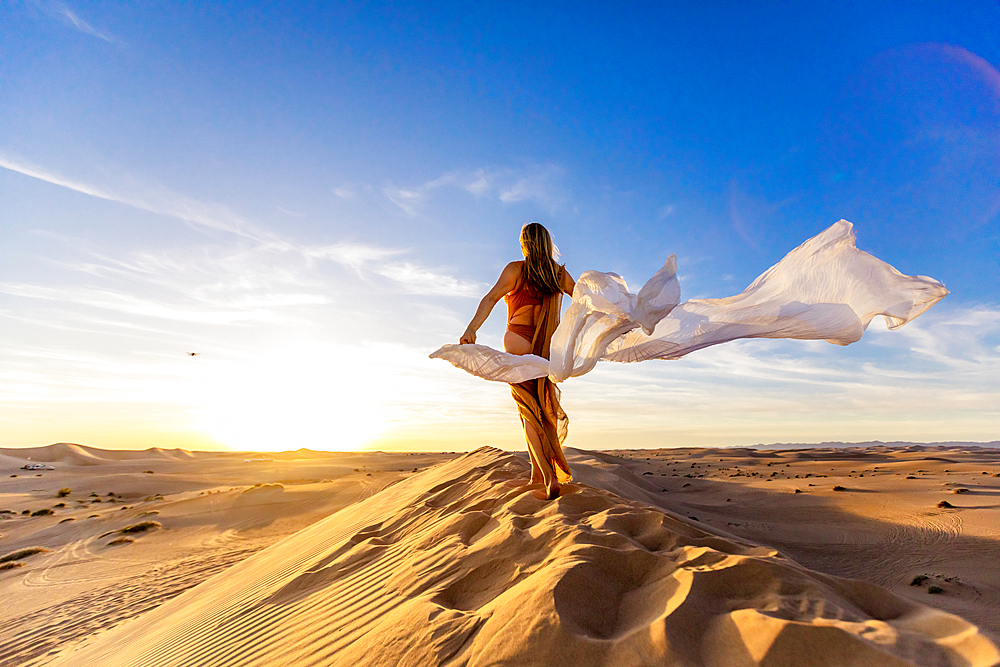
[
  {"xmin": 749, "ymin": 441, "xmax": 1000, "ymax": 450},
  {"xmin": 0, "ymin": 443, "xmax": 196, "ymax": 466}
]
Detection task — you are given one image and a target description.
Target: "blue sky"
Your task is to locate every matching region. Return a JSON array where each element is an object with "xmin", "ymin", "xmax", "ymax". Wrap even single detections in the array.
[{"xmin": 1, "ymin": 1, "xmax": 998, "ymax": 451}]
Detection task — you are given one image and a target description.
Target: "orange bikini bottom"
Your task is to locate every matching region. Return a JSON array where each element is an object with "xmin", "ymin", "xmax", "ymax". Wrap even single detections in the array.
[{"xmin": 507, "ymin": 323, "xmax": 534, "ymax": 341}]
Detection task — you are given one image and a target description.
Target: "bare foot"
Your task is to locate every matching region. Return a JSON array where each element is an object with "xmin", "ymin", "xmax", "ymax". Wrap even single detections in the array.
[{"xmin": 545, "ymin": 480, "xmax": 561, "ymax": 500}]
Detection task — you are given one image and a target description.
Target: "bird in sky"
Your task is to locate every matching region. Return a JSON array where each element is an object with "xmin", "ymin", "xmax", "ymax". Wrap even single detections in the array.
[{"xmin": 188, "ymin": 352, "xmax": 200, "ymax": 357}]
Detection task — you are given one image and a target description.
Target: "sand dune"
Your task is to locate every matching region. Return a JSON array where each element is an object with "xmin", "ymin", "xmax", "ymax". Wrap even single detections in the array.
[
  {"xmin": 1, "ymin": 443, "xmax": 195, "ymax": 466},
  {"xmin": 26, "ymin": 447, "xmax": 997, "ymax": 667},
  {"xmin": 0, "ymin": 445, "xmax": 453, "ymax": 666}
]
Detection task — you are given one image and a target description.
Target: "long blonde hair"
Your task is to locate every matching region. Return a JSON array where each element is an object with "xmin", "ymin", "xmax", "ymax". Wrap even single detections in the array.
[{"xmin": 519, "ymin": 222, "xmax": 562, "ymax": 294}]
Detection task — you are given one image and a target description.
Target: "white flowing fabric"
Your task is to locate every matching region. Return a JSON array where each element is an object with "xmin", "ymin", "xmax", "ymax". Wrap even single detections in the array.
[{"xmin": 430, "ymin": 220, "xmax": 948, "ymax": 383}]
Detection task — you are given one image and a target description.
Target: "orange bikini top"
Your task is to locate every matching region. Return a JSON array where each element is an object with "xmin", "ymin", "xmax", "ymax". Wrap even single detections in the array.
[
  {"xmin": 505, "ymin": 283, "xmax": 544, "ymax": 319},
  {"xmin": 507, "ymin": 265, "xmax": 565, "ymax": 322}
]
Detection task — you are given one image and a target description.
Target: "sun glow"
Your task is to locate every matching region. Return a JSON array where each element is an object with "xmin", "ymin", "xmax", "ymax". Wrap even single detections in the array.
[{"xmin": 197, "ymin": 345, "xmax": 386, "ymax": 452}]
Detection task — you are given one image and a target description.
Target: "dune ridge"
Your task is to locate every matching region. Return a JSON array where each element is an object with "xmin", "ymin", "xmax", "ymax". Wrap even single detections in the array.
[
  {"xmin": 37, "ymin": 447, "xmax": 997, "ymax": 667},
  {"xmin": 1, "ymin": 443, "xmax": 196, "ymax": 466}
]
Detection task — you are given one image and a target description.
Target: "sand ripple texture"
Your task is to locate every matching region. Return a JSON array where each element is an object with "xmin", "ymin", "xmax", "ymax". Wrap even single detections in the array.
[{"xmin": 39, "ymin": 448, "xmax": 999, "ymax": 667}]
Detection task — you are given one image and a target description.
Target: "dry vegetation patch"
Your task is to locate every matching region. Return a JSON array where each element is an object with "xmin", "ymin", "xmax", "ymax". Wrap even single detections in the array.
[
  {"xmin": 120, "ymin": 521, "xmax": 161, "ymax": 534},
  {"xmin": 1, "ymin": 547, "xmax": 49, "ymax": 563}
]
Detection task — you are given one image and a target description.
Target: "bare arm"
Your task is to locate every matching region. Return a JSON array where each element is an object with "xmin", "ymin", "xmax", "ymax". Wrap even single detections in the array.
[
  {"xmin": 560, "ymin": 265, "xmax": 576, "ymax": 297},
  {"xmin": 460, "ymin": 262, "xmax": 521, "ymax": 345}
]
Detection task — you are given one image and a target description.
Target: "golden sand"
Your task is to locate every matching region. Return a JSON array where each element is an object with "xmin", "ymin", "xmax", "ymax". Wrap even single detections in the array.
[{"xmin": 2, "ymin": 443, "xmax": 998, "ymax": 666}]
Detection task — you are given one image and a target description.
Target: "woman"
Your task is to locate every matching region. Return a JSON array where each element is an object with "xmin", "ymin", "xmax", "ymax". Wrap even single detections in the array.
[{"xmin": 459, "ymin": 222, "xmax": 575, "ymax": 499}]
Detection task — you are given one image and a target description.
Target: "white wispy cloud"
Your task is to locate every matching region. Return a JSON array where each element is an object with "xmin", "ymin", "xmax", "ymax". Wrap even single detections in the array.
[
  {"xmin": 3, "ymin": 229, "xmax": 481, "ymax": 343},
  {"xmin": 0, "ymin": 155, "xmax": 263, "ymax": 240},
  {"xmin": 1, "ymin": 154, "xmax": 482, "ymax": 304},
  {"xmin": 375, "ymin": 263, "xmax": 483, "ymax": 297},
  {"xmin": 867, "ymin": 304, "xmax": 1000, "ymax": 369},
  {"xmin": 57, "ymin": 6, "xmax": 116, "ymax": 43},
  {"xmin": 29, "ymin": 1, "xmax": 119, "ymax": 43},
  {"xmin": 294, "ymin": 241, "xmax": 482, "ymax": 296},
  {"xmin": 0, "ymin": 281, "xmax": 325, "ymax": 325},
  {"xmin": 298, "ymin": 242, "xmax": 404, "ymax": 272},
  {"xmin": 381, "ymin": 186, "xmax": 426, "ymax": 215},
  {"xmin": 383, "ymin": 164, "xmax": 567, "ymax": 215}
]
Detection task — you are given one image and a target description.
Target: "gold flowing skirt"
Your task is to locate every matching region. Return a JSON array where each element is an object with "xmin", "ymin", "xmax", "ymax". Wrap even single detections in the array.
[{"xmin": 510, "ymin": 292, "xmax": 572, "ymax": 484}]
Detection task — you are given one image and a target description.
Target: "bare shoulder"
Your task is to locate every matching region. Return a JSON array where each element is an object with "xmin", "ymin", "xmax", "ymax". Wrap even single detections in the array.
[
  {"xmin": 483, "ymin": 261, "xmax": 523, "ymax": 301},
  {"xmin": 500, "ymin": 260, "xmax": 524, "ymax": 284}
]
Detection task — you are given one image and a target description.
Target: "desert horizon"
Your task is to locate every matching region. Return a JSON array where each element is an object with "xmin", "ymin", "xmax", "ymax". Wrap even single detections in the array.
[{"xmin": 6, "ymin": 438, "xmax": 1000, "ymax": 456}]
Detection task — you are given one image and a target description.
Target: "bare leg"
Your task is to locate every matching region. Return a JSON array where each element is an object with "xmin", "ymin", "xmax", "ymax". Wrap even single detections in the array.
[{"xmin": 522, "ymin": 419, "xmax": 560, "ymax": 500}]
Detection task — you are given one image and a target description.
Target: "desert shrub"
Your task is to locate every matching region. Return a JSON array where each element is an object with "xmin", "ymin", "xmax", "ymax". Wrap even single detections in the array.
[
  {"xmin": 107, "ymin": 537, "xmax": 134, "ymax": 546},
  {"xmin": 120, "ymin": 521, "xmax": 161, "ymax": 534},
  {"xmin": 59, "ymin": 517, "xmax": 76, "ymax": 524},
  {"xmin": 832, "ymin": 485, "xmax": 846, "ymax": 491},
  {"xmin": 937, "ymin": 500, "xmax": 954, "ymax": 508},
  {"xmin": 138, "ymin": 510, "xmax": 159, "ymax": 517},
  {"xmin": 953, "ymin": 488, "xmax": 969, "ymax": 494},
  {"xmin": 0, "ymin": 547, "xmax": 49, "ymax": 563},
  {"xmin": 31, "ymin": 508, "xmax": 54, "ymax": 516},
  {"xmin": 143, "ymin": 470, "xmax": 154, "ymax": 474},
  {"xmin": 928, "ymin": 585, "xmax": 944, "ymax": 594},
  {"xmin": 910, "ymin": 575, "xmax": 928, "ymax": 586},
  {"xmin": 0, "ymin": 562, "xmax": 24, "ymax": 571},
  {"xmin": 53, "ymin": 503, "xmax": 65, "ymax": 508},
  {"xmin": 57, "ymin": 488, "xmax": 71, "ymax": 497}
]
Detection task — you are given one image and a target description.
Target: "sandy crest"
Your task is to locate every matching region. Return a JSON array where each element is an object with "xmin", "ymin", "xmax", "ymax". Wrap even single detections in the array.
[
  {"xmin": 27, "ymin": 447, "xmax": 998, "ymax": 667},
  {"xmin": 0, "ymin": 444, "xmax": 453, "ymax": 666}
]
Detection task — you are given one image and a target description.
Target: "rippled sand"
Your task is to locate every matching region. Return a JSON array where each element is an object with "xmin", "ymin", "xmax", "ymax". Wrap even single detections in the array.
[{"xmin": 2, "ymin": 443, "xmax": 998, "ymax": 666}]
